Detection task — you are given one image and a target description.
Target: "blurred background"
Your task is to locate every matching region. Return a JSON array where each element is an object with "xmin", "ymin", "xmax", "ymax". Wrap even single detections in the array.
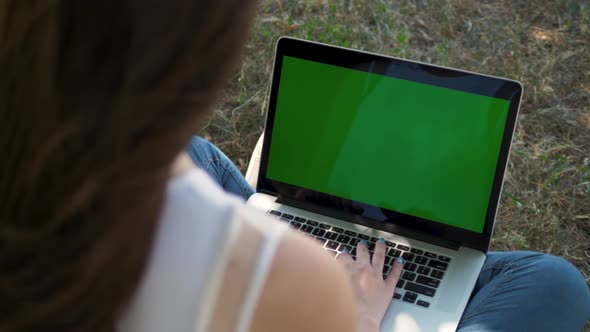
[{"xmin": 201, "ymin": 0, "xmax": 590, "ymax": 306}]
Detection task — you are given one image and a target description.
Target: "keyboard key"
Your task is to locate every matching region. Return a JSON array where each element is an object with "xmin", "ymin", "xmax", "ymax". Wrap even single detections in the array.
[
  {"xmin": 386, "ymin": 241, "xmax": 396, "ymax": 247},
  {"xmin": 431, "ymin": 269, "xmax": 445, "ymax": 279},
  {"xmin": 326, "ymin": 241, "xmax": 339, "ymax": 250},
  {"xmin": 410, "ymin": 248, "xmax": 424, "ymax": 255},
  {"xmin": 402, "ymin": 271, "xmax": 416, "ymax": 281},
  {"xmin": 438, "ymin": 255, "xmax": 451, "ymax": 262},
  {"xmin": 427, "ymin": 260, "xmax": 448, "ymax": 271},
  {"xmin": 396, "ymin": 279, "xmax": 405, "ymax": 288},
  {"xmin": 416, "ymin": 300, "xmax": 430, "ymax": 308},
  {"xmin": 345, "ymin": 230, "xmax": 357, "ymax": 237},
  {"xmin": 312, "ymin": 228, "xmax": 326, "ymax": 237},
  {"xmin": 404, "ymin": 291, "xmax": 417, "ymax": 299},
  {"xmin": 367, "ymin": 242, "xmax": 375, "ymax": 251},
  {"xmin": 397, "ymin": 244, "xmax": 410, "ymax": 251},
  {"xmin": 306, "ymin": 220, "xmax": 319, "ymax": 226},
  {"xmin": 416, "ymin": 275, "xmax": 440, "ymax": 288},
  {"xmin": 414, "ymin": 256, "xmax": 428, "ymax": 265},
  {"xmin": 402, "ymin": 252, "xmax": 415, "ymax": 262},
  {"xmin": 393, "ymin": 293, "xmax": 402, "ymax": 299},
  {"xmin": 300, "ymin": 225, "xmax": 314, "ymax": 233},
  {"xmin": 338, "ymin": 244, "xmax": 352, "ymax": 252},
  {"xmin": 319, "ymin": 223, "xmax": 331, "ymax": 229},
  {"xmin": 405, "ymin": 282, "xmax": 436, "ymax": 297},
  {"xmin": 388, "ymin": 249, "xmax": 402, "ymax": 258},
  {"xmin": 332, "ymin": 227, "xmax": 343, "ymax": 233},
  {"xmin": 289, "ymin": 222, "xmax": 302, "ymax": 230},
  {"xmin": 395, "ymin": 279, "xmax": 406, "ymax": 288},
  {"xmin": 370, "ymin": 237, "xmax": 379, "ymax": 243},
  {"xmin": 269, "ymin": 210, "xmax": 282, "ymax": 216},
  {"xmin": 294, "ymin": 216, "xmax": 306, "ymax": 222},
  {"xmin": 384, "ymin": 256, "xmax": 391, "ymax": 265},
  {"xmin": 417, "ymin": 266, "xmax": 431, "ymax": 275},
  {"xmin": 349, "ymin": 238, "xmax": 360, "ymax": 246},
  {"xmin": 402, "ymin": 296, "xmax": 416, "ymax": 304},
  {"xmin": 337, "ymin": 235, "xmax": 351, "ymax": 243},
  {"xmin": 279, "ymin": 217, "xmax": 290, "ymax": 223},
  {"xmin": 402, "ymin": 292, "xmax": 418, "ymax": 303},
  {"xmin": 325, "ymin": 232, "xmax": 339, "ymax": 240},
  {"xmin": 281, "ymin": 214, "xmax": 294, "ymax": 220},
  {"xmin": 425, "ymin": 252, "xmax": 437, "ymax": 258},
  {"xmin": 358, "ymin": 234, "xmax": 370, "ymax": 240},
  {"xmin": 404, "ymin": 263, "xmax": 417, "ymax": 272}
]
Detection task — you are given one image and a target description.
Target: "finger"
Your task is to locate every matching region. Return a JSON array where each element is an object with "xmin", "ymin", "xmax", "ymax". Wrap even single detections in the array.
[
  {"xmin": 385, "ymin": 257, "xmax": 405, "ymax": 291},
  {"xmin": 371, "ymin": 238, "xmax": 387, "ymax": 272},
  {"xmin": 356, "ymin": 239, "xmax": 370, "ymax": 265},
  {"xmin": 336, "ymin": 249, "xmax": 355, "ymax": 265}
]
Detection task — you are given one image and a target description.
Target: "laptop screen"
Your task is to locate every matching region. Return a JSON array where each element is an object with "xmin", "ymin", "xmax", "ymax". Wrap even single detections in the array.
[{"xmin": 265, "ymin": 55, "xmax": 511, "ymax": 234}]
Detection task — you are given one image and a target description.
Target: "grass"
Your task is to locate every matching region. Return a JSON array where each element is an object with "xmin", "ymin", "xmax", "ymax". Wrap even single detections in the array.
[{"xmin": 203, "ymin": 0, "xmax": 590, "ymax": 327}]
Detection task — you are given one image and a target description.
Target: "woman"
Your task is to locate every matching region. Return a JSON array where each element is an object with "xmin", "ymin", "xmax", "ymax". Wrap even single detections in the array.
[{"xmin": 0, "ymin": 1, "xmax": 588, "ymax": 332}]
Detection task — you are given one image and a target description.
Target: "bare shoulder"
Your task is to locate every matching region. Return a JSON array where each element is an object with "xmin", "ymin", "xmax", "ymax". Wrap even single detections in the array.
[{"xmin": 249, "ymin": 230, "xmax": 357, "ymax": 332}]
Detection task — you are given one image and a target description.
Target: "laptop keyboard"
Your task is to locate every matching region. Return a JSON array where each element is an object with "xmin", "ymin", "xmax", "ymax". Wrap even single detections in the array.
[{"xmin": 268, "ymin": 210, "xmax": 452, "ymax": 309}]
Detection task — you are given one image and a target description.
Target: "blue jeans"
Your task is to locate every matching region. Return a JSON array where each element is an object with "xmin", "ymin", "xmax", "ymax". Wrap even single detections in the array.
[
  {"xmin": 186, "ymin": 137, "xmax": 255, "ymax": 198},
  {"xmin": 187, "ymin": 136, "xmax": 590, "ymax": 331}
]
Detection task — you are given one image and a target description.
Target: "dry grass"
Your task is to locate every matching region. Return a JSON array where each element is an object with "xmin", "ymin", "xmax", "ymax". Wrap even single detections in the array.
[{"xmin": 203, "ymin": 0, "xmax": 590, "ymax": 327}]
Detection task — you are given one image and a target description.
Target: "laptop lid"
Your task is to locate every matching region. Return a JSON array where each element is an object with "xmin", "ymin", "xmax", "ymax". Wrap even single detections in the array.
[{"xmin": 257, "ymin": 37, "xmax": 523, "ymax": 252}]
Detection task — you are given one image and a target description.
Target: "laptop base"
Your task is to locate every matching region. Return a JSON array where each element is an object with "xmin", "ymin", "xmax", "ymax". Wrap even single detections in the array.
[{"xmin": 247, "ymin": 192, "xmax": 485, "ymax": 332}]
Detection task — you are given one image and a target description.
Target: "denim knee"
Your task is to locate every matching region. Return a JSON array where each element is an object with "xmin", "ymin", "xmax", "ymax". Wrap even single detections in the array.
[
  {"xmin": 188, "ymin": 136, "xmax": 215, "ymax": 155},
  {"xmin": 187, "ymin": 136, "xmax": 218, "ymax": 167},
  {"xmin": 531, "ymin": 254, "xmax": 590, "ymax": 311}
]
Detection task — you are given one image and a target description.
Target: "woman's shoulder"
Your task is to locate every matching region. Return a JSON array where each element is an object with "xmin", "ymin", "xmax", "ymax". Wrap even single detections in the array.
[
  {"xmin": 246, "ymin": 226, "xmax": 358, "ymax": 332},
  {"xmin": 167, "ymin": 169, "xmax": 358, "ymax": 332},
  {"xmin": 220, "ymin": 203, "xmax": 358, "ymax": 332},
  {"xmin": 120, "ymin": 168, "xmax": 357, "ymax": 332}
]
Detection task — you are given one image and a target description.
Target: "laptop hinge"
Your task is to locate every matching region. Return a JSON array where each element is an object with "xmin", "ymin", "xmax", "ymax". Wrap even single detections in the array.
[{"xmin": 276, "ymin": 196, "xmax": 461, "ymax": 251}]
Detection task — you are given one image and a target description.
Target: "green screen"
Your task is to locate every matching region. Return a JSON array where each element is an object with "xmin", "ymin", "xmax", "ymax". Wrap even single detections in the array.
[{"xmin": 267, "ymin": 56, "xmax": 510, "ymax": 233}]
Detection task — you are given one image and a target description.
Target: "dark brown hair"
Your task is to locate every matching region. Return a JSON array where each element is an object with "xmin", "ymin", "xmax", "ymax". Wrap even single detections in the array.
[{"xmin": 0, "ymin": 0, "xmax": 257, "ymax": 330}]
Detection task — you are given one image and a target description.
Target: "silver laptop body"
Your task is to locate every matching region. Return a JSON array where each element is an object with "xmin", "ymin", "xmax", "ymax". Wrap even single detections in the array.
[{"xmin": 246, "ymin": 37, "xmax": 523, "ymax": 332}]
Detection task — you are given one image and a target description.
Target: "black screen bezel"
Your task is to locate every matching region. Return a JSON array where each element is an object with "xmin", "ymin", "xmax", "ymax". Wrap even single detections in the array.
[{"xmin": 257, "ymin": 37, "xmax": 522, "ymax": 253}]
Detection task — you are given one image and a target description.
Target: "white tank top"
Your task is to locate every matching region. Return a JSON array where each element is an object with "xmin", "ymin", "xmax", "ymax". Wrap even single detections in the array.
[{"xmin": 118, "ymin": 169, "xmax": 287, "ymax": 332}]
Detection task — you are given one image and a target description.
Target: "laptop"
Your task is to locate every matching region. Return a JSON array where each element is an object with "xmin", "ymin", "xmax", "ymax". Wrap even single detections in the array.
[{"xmin": 246, "ymin": 37, "xmax": 523, "ymax": 332}]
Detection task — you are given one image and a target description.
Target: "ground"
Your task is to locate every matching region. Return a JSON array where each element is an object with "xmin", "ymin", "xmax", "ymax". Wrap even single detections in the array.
[{"xmin": 202, "ymin": 0, "xmax": 590, "ymax": 327}]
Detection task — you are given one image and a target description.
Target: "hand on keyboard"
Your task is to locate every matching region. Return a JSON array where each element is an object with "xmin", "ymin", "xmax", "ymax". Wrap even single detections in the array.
[{"xmin": 337, "ymin": 239, "xmax": 404, "ymax": 332}]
